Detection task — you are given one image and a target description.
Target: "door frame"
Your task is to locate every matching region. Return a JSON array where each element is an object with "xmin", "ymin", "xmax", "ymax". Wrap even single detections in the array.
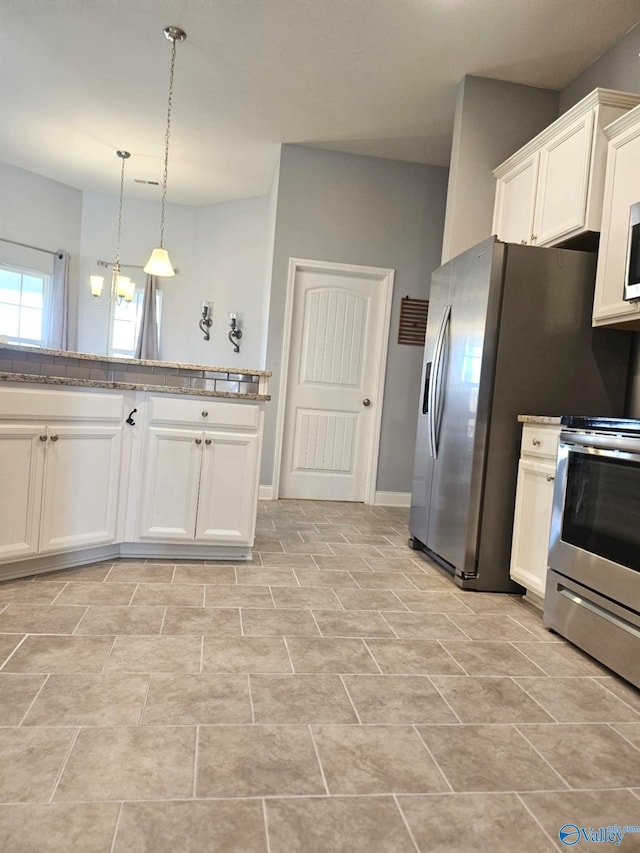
[{"xmin": 272, "ymin": 257, "xmax": 394, "ymax": 504}]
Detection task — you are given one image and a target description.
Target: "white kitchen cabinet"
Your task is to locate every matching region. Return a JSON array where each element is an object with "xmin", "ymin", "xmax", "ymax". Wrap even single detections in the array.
[
  {"xmin": 592, "ymin": 103, "xmax": 640, "ymax": 329},
  {"xmin": 493, "ymin": 89, "xmax": 640, "ymax": 248},
  {"xmin": 0, "ymin": 424, "xmax": 45, "ymax": 561},
  {"xmin": 510, "ymin": 423, "xmax": 560, "ymax": 603}
]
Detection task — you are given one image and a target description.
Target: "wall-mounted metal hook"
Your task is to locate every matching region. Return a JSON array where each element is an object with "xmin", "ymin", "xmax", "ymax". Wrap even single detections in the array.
[{"xmin": 228, "ymin": 314, "xmax": 242, "ymax": 353}]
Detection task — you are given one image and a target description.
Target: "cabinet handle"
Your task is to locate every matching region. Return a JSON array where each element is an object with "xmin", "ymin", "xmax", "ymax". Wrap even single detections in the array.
[
  {"xmin": 532, "ymin": 438, "xmax": 541, "ymax": 446},
  {"xmin": 195, "ymin": 438, "xmax": 202, "ymax": 445},
  {"xmin": 50, "ymin": 435, "xmax": 59, "ymax": 442},
  {"xmin": 201, "ymin": 411, "xmax": 208, "ymax": 417},
  {"xmin": 546, "ymin": 474, "xmax": 555, "ymax": 482},
  {"xmin": 39, "ymin": 435, "xmax": 48, "ymax": 442},
  {"xmin": 521, "ymin": 240, "xmax": 527, "ymax": 245},
  {"xmin": 531, "ymin": 234, "xmax": 537, "ymax": 243},
  {"xmin": 205, "ymin": 438, "xmax": 212, "ymax": 445}
]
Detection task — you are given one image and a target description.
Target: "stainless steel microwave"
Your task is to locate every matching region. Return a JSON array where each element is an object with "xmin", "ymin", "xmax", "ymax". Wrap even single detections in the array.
[{"xmin": 624, "ymin": 201, "xmax": 640, "ymax": 301}]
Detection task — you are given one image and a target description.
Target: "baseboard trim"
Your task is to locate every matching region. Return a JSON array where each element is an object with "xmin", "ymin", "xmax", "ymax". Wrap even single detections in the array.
[
  {"xmin": 374, "ymin": 491, "xmax": 411, "ymax": 507},
  {"xmin": 259, "ymin": 485, "xmax": 274, "ymax": 501}
]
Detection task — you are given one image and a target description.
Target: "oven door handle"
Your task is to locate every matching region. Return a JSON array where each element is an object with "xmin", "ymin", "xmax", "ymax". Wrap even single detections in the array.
[{"xmin": 561, "ymin": 432, "xmax": 640, "ymax": 456}]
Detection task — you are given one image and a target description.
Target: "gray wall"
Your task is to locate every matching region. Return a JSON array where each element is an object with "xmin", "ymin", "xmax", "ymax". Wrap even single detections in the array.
[
  {"xmin": 441, "ymin": 76, "xmax": 559, "ymax": 263},
  {"xmin": 262, "ymin": 144, "xmax": 449, "ymax": 493},
  {"xmin": 559, "ymin": 22, "xmax": 640, "ymax": 416}
]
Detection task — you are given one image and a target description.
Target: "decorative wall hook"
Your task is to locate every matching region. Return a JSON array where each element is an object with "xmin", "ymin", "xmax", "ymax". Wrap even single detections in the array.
[
  {"xmin": 228, "ymin": 313, "xmax": 242, "ymax": 353},
  {"xmin": 199, "ymin": 302, "xmax": 213, "ymax": 340}
]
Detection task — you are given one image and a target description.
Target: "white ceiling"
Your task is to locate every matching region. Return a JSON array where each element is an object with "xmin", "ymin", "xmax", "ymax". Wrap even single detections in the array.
[{"xmin": 1, "ymin": 0, "xmax": 639, "ymax": 206}]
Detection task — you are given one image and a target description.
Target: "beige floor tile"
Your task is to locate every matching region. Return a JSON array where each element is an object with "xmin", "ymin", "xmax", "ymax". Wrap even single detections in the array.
[
  {"xmin": 236, "ymin": 567, "xmax": 298, "ymax": 586},
  {"xmin": 172, "ymin": 565, "xmax": 236, "ymax": 585},
  {"xmin": 259, "ymin": 553, "xmax": 318, "ymax": 569},
  {"xmin": 431, "ymin": 675, "xmax": 554, "ymax": 724},
  {"xmin": 205, "ymin": 584, "xmax": 273, "ymax": 608},
  {"xmin": 0, "ymin": 727, "xmax": 76, "ymax": 802},
  {"xmin": 594, "ymin": 677, "xmax": 640, "ymax": 713},
  {"xmin": 105, "ymin": 636, "xmax": 202, "ymax": 672},
  {"xmin": 394, "ymin": 591, "xmax": 474, "ymax": 613},
  {"xmin": 451, "ymin": 592, "xmax": 529, "ymax": 614},
  {"xmin": 441, "ymin": 641, "xmax": 548, "ymax": 676},
  {"xmin": 0, "ymin": 634, "xmax": 24, "ymax": 667},
  {"xmin": 1, "ymin": 635, "xmax": 114, "ymax": 673},
  {"xmin": 447, "ymin": 613, "xmax": 540, "ymax": 641},
  {"xmin": 270, "ymin": 586, "xmax": 341, "ymax": 609},
  {"xmin": 512, "ymin": 641, "xmax": 609, "ymax": 676},
  {"xmin": 327, "ymin": 544, "xmax": 388, "ymax": 559},
  {"xmin": 520, "ymin": 789, "xmax": 640, "ymax": 850},
  {"xmin": 363, "ymin": 558, "xmax": 428, "ymax": 573},
  {"xmin": 54, "ymin": 726, "xmax": 196, "ymax": 801},
  {"xmin": 404, "ymin": 572, "xmax": 458, "ymax": 591},
  {"xmin": 515, "ymin": 676, "xmax": 640, "ymax": 722},
  {"xmin": 286, "ymin": 638, "xmax": 379, "ymax": 673},
  {"xmin": 350, "ymin": 571, "xmax": 416, "ymax": 590},
  {"xmin": 299, "ymin": 531, "xmax": 348, "ymax": 545},
  {"xmin": 398, "ymin": 793, "xmax": 557, "ymax": 852},
  {"xmin": 365, "ymin": 639, "xmax": 464, "ymax": 675},
  {"xmin": 252, "ymin": 536, "xmax": 286, "ymax": 552},
  {"xmin": 202, "ymin": 637, "xmax": 292, "ymax": 673},
  {"xmin": 23, "ymin": 673, "xmax": 148, "ymax": 726},
  {"xmin": 265, "ymin": 796, "xmax": 416, "ymax": 853},
  {"xmin": 33, "ymin": 564, "xmax": 113, "ymax": 583},
  {"xmin": 54, "ymin": 582, "xmax": 136, "ymax": 606},
  {"xmin": 294, "ymin": 569, "xmax": 359, "ymax": 589},
  {"xmin": 0, "ymin": 605, "xmax": 86, "ymax": 635},
  {"xmin": 250, "ymin": 674, "xmax": 357, "ymax": 723},
  {"xmin": 241, "ymin": 608, "xmax": 319, "ymax": 637},
  {"xmin": 0, "ymin": 582, "xmax": 66, "ymax": 605},
  {"xmin": 0, "ymin": 673, "xmax": 46, "ymax": 724},
  {"xmin": 75, "ymin": 606, "xmax": 164, "ymax": 635},
  {"xmin": 161, "ymin": 606, "xmax": 241, "ymax": 636},
  {"xmin": 107, "ymin": 564, "xmax": 175, "ymax": 584},
  {"xmin": 0, "ymin": 802, "xmax": 120, "ymax": 852},
  {"xmin": 343, "ymin": 675, "xmax": 457, "ymax": 724},
  {"xmin": 114, "ymin": 800, "xmax": 267, "ymax": 853},
  {"xmin": 381, "ymin": 612, "xmax": 467, "ymax": 640},
  {"xmin": 505, "ymin": 608, "xmax": 564, "ymax": 642},
  {"xmin": 132, "ymin": 583, "xmax": 205, "ymax": 606},
  {"xmin": 280, "ymin": 541, "xmax": 335, "ymax": 555},
  {"xmin": 334, "ymin": 589, "xmax": 406, "ymax": 611},
  {"xmin": 142, "ymin": 673, "xmax": 251, "ymax": 724},
  {"xmin": 312, "ymin": 609, "xmax": 396, "ymax": 638},
  {"xmin": 517, "ymin": 723, "xmax": 640, "ymax": 788},
  {"xmin": 612, "ymin": 722, "xmax": 640, "ymax": 748},
  {"xmin": 197, "ymin": 724, "xmax": 325, "ymax": 797},
  {"xmin": 311, "ymin": 555, "xmax": 372, "ymax": 571},
  {"xmin": 417, "ymin": 724, "xmax": 566, "ymax": 792},
  {"xmin": 312, "ymin": 724, "xmax": 448, "ymax": 794}
]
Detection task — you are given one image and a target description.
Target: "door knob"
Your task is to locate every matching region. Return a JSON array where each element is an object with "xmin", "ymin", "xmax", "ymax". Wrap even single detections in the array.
[{"xmin": 362, "ymin": 399, "xmax": 371, "ymax": 407}]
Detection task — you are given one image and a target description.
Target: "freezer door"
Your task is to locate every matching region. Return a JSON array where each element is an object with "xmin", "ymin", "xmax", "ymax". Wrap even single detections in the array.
[
  {"xmin": 426, "ymin": 238, "xmax": 505, "ymax": 572},
  {"xmin": 409, "ymin": 264, "xmax": 452, "ymax": 545}
]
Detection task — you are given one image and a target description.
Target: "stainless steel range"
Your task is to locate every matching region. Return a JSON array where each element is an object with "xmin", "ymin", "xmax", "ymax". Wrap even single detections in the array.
[{"xmin": 545, "ymin": 416, "xmax": 640, "ymax": 689}]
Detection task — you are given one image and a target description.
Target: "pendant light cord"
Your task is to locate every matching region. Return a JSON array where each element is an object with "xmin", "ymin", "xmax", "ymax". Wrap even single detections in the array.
[
  {"xmin": 115, "ymin": 153, "xmax": 126, "ymax": 271},
  {"xmin": 160, "ymin": 36, "xmax": 177, "ymax": 250}
]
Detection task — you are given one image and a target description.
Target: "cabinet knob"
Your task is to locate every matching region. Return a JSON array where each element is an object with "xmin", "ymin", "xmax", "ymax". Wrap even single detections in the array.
[
  {"xmin": 532, "ymin": 438, "xmax": 541, "ymax": 446},
  {"xmin": 39, "ymin": 435, "xmax": 48, "ymax": 442},
  {"xmin": 50, "ymin": 435, "xmax": 59, "ymax": 442},
  {"xmin": 201, "ymin": 411, "xmax": 208, "ymax": 417},
  {"xmin": 195, "ymin": 438, "xmax": 202, "ymax": 445},
  {"xmin": 204, "ymin": 438, "xmax": 212, "ymax": 445},
  {"xmin": 546, "ymin": 474, "xmax": 555, "ymax": 482},
  {"xmin": 362, "ymin": 398, "xmax": 371, "ymax": 407}
]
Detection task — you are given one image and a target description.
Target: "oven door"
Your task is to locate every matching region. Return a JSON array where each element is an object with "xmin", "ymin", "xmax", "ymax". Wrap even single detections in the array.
[{"xmin": 548, "ymin": 430, "xmax": 640, "ymax": 605}]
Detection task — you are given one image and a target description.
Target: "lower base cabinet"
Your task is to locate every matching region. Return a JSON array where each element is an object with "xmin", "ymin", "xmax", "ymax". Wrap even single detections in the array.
[{"xmin": 510, "ymin": 423, "xmax": 560, "ymax": 601}]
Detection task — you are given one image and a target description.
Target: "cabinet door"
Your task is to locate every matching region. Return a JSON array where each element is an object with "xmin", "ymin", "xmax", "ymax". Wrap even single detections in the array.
[
  {"xmin": 0, "ymin": 424, "xmax": 45, "ymax": 561},
  {"xmin": 533, "ymin": 112, "xmax": 594, "ymax": 246},
  {"xmin": 510, "ymin": 458, "xmax": 556, "ymax": 598},
  {"xmin": 196, "ymin": 432, "xmax": 259, "ymax": 543},
  {"xmin": 39, "ymin": 425, "xmax": 123, "ymax": 553},
  {"xmin": 493, "ymin": 153, "xmax": 539, "ymax": 245},
  {"xmin": 138, "ymin": 427, "xmax": 203, "ymax": 540}
]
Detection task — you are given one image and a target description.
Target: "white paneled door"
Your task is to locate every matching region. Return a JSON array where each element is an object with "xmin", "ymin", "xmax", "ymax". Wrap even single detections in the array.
[{"xmin": 279, "ymin": 260, "xmax": 393, "ymax": 502}]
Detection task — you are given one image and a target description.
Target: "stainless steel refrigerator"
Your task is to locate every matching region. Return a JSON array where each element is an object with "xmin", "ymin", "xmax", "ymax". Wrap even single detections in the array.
[{"xmin": 409, "ymin": 236, "xmax": 631, "ymax": 592}]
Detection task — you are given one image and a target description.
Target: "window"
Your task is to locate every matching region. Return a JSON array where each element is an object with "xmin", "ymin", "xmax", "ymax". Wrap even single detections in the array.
[
  {"xmin": 0, "ymin": 264, "xmax": 49, "ymax": 346},
  {"xmin": 110, "ymin": 287, "xmax": 162, "ymax": 358}
]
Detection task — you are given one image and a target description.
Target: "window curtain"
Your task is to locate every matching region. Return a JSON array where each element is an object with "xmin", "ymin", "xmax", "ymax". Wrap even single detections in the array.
[
  {"xmin": 135, "ymin": 274, "xmax": 159, "ymax": 360},
  {"xmin": 48, "ymin": 250, "xmax": 69, "ymax": 350}
]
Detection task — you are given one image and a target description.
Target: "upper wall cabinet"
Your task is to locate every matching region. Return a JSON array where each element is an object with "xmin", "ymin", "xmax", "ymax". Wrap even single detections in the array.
[
  {"xmin": 492, "ymin": 89, "xmax": 640, "ymax": 248},
  {"xmin": 593, "ymin": 104, "xmax": 640, "ymax": 329}
]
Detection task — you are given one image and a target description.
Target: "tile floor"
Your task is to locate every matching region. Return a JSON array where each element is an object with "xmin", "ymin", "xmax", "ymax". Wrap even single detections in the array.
[{"xmin": 0, "ymin": 500, "xmax": 639, "ymax": 852}]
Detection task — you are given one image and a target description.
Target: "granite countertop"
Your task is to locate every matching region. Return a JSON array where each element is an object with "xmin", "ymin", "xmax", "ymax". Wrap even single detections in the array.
[{"xmin": 517, "ymin": 415, "xmax": 563, "ymax": 425}]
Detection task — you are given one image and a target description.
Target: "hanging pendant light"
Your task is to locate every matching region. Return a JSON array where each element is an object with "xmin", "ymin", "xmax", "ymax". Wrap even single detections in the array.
[
  {"xmin": 144, "ymin": 25, "xmax": 187, "ymax": 277},
  {"xmin": 90, "ymin": 150, "xmax": 135, "ymax": 303}
]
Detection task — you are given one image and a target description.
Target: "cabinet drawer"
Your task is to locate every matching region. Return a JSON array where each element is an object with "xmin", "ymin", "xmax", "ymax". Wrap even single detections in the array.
[
  {"xmin": 148, "ymin": 395, "xmax": 259, "ymax": 430},
  {"xmin": 0, "ymin": 387, "xmax": 125, "ymax": 421},
  {"xmin": 520, "ymin": 425, "xmax": 559, "ymax": 460}
]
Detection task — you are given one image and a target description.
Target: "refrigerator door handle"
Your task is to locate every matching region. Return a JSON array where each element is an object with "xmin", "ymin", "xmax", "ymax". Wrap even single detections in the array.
[
  {"xmin": 429, "ymin": 304, "xmax": 451, "ymax": 459},
  {"xmin": 422, "ymin": 362, "xmax": 432, "ymax": 415}
]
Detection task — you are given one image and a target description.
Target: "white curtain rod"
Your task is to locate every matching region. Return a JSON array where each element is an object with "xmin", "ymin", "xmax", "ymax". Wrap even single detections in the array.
[{"xmin": 0, "ymin": 237, "xmax": 62, "ymax": 257}]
